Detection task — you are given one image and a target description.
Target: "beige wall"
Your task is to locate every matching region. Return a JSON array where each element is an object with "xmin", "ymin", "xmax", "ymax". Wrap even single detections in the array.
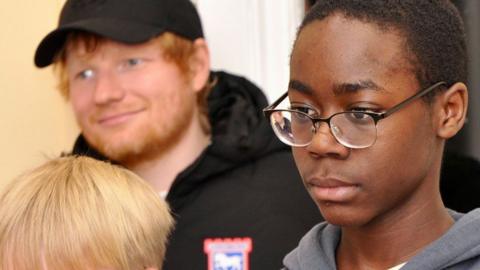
[{"xmin": 0, "ymin": 1, "xmax": 78, "ymax": 190}]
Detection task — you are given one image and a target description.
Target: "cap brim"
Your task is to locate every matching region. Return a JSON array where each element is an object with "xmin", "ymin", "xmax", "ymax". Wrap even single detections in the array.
[{"xmin": 34, "ymin": 18, "xmax": 165, "ymax": 67}]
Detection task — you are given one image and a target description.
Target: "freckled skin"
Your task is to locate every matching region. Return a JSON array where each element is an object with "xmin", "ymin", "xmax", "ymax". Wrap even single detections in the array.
[
  {"xmin": 66, "ymin": 39, "xmax": 197, "ymax": 166},
  {"xmin": 289, "ymin": 14, "xmax": 454, "ymax": 269}
]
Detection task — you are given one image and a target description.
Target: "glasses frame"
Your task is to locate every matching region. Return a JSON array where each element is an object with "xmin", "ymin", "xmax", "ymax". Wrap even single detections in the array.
[{"xmin": 263, "ymin": 81, "xmax": 447, "ymax": 148}]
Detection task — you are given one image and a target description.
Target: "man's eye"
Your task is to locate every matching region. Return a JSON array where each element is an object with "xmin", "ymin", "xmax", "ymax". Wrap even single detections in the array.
[
  {"xmin": 118, "ymin": 58, "xmax": 145, "ymax": 71},
  {"xmin": 77, "ymin": 69, "xmax": 94, "ymax": 79},
  {"xmin": 126, "ymin": 58, "xmax": 143, "ymax": 67}
]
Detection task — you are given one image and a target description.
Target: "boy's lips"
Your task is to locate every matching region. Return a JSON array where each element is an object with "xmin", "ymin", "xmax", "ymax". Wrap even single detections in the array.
[{"xmin": 306, "ymin": 177, "xmax": 360, "ymax": 202}]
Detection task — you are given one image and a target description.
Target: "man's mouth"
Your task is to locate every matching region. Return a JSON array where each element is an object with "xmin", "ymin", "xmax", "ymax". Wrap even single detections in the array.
[{"xmin": 97, "ymin": 108, "xmax": 146, "ymax": 126}]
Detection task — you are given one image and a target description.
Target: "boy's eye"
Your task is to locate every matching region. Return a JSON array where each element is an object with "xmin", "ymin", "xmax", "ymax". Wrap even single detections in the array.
[
  {"xmin": 290, "ymin": 105, "xmax": 317, "ymax": 116},
  {"xmin": 350, "ymin": 111, "xmax": 370, "ymax": 120},
  {"xmin": 349, "ymin": 107, "xmax": 381, "ymax": 114}
]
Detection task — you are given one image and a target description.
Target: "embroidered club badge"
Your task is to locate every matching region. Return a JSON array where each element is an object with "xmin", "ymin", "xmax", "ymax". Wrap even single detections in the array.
[{"xmin": 204, "ymin": 237, "xmax": 252, "ymax": 270}]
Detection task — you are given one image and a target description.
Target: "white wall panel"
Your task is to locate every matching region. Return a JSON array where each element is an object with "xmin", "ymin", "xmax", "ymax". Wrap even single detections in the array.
[{"xmin": 195, "ymin": 0, "xmax": 304, "ymax": 101}]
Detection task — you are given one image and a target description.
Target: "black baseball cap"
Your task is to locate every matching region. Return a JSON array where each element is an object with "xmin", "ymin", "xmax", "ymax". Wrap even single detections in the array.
[{"xmin": 34, "ymin": 0, "xmax": 204, "ymax": 68}]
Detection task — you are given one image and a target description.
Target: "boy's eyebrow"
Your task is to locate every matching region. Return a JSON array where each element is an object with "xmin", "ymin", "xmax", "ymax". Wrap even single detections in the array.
[
  {"xmin": 332, "ymin": 80, "xmax": 386, "ymax": 96},
  {"xmin": 288, "ymin": 79, "xmax": 387, "ymax": 96},
  {"xmin": 288, "ymin": 80, "xmax": 314, "ymax": 95}
]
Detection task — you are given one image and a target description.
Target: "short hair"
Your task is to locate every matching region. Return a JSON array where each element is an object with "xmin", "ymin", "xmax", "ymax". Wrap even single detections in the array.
[
  {"xmin": 0, "ymin": 156, "xmax": 174, "ymax": 270},
  {"xmin": 298, "ymin": 0, "xmax": 467, "ymax": 98},
  {"xmin": 54, "ymin": 32, "xmax": 213, "ymax": 134},
  {"xmin": 306, "ymin": 0, "xmax": 317, "ymax": 9}
]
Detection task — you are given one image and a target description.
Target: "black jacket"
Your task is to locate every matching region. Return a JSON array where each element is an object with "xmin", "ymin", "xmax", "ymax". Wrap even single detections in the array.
[
  {"xmin": 72, "ymin": 71, "xmax": 322, "ymax": 270},
  {"xmin": 440, "ymin": 151, "xmax": 480, "ymax": 213}
]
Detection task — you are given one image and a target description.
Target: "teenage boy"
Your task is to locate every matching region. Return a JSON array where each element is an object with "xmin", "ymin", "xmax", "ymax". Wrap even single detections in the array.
[{"xmin": 264, "ymin": 0, "xmax": 480, "ymax": 269}]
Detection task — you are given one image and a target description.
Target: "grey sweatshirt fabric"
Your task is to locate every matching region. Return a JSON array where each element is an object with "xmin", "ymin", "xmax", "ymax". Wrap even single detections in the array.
[{"xmin": 283, "ymin": 209, "xmax": 480, "ymax": 270}]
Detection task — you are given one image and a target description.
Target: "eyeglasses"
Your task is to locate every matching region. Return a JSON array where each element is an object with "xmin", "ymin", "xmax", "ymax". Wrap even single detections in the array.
[{"xmin": 263, "ymin": 81, "xmax": 446, "ymax": 149}]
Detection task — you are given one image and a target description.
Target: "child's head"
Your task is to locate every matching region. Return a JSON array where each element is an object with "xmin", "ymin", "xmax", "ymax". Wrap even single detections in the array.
[
  {"xmin": 0, "ymin": 156, "xmax": 174, "ymax": 270},
  {"xmin": 264, "ymin": 0, "xmax": 468, "ymax": 227}
]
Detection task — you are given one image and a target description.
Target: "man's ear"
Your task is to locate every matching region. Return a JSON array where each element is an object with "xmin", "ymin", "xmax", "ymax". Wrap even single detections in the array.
[
  {"xmin": 436, "ymin": 82, "xmax": 468, "ymax": 139},
  {"xmin": 189, "ymin": 38, "xmax": 211, "ymax": 93}
]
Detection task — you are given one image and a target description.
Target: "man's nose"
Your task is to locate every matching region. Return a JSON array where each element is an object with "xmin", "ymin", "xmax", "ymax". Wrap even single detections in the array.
[{"xmin": 93, "ymin": 72, "xmax": 125, "ymax": 105}]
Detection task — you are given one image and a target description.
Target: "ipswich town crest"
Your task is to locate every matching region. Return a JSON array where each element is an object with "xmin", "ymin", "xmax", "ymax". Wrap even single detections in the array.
[{"xmin": 204, "ymin": 237, "xmax": 252, "ymax": 270}]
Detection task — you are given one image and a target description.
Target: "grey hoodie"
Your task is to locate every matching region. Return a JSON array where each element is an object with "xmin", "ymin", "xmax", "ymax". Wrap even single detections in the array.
[{"xmin": 283, "ymin": 209, "xmax": 480, "ymax": 270}]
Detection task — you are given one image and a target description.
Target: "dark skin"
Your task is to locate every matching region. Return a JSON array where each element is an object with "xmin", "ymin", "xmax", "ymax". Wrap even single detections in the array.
[{"xmin": 290, "ymin": 14, "xmax": 468, "ymax": 269}]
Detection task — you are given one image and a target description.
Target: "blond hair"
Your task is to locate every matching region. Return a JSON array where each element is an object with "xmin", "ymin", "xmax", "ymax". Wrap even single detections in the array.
[
  {"xmin": 0, "ymin": 156, "xmax": 174, "ymax": 270},
  {"xmin": 54, "ymin": 32, "xmax": 213, "ymax": 134}
]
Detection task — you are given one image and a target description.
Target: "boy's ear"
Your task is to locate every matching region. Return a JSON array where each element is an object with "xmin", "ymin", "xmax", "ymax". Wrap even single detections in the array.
[
  {"xmin": 435, "ymin": 82, "xmax": 468, "ymax": 139},
  {"xmin": 190, "ymin": 38, "xmax": 211, "ymax": 93}
]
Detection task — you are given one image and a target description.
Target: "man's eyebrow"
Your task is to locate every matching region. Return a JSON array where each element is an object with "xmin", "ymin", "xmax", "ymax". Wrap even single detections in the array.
[
  {"xmin": 332, "ymin": 80, "xmax": 386, "ymax": 96},
  {"xmin": 288, "ymin": 80, "xmax": 314, "ymax": 95}
]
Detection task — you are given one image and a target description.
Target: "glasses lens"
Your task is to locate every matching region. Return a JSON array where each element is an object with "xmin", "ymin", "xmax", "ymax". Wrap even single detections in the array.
[
  {"xmin": 270, "ymin": 111, "xmax": 312, "ymax": 146},
  {"xmin": 330, "ymin": 112, "xmax": 377, "ymax": 148}
]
